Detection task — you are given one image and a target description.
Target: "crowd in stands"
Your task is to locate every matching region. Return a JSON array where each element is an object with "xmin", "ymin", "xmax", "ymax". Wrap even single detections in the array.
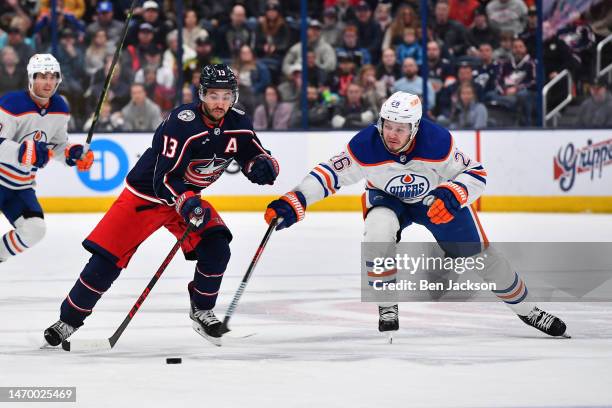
[{"xmin": 1, "ymin": 0, "xmax": 611, "ymax": 131}]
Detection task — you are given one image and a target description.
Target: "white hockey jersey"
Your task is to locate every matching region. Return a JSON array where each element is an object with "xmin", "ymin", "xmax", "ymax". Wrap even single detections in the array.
[
  {"xmin": 0, "ymin": 91, "xmax": 71, "ymax": 190},
  {"xmin": 295, "ymin": 118, "xmax": 487, "ymax": 207}
]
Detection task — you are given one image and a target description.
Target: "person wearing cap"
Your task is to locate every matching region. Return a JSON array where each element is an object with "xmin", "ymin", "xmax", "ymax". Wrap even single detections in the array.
[
  {"xmin": 575, "ymin": 79, "xmax": 612, "ymax": 128},
  {"xmin": 326, "ymin": 50, "xmax": 357, "ymax": 97},
  {"xmin": 354, "ymin": 0, "xmax": 383, "ymax": 65},
  {"xmin": 254, "ymin": 0, "xmax": 291, "ymax": 77},
  {"xmin": 336, "ymin": 24, "xmax": 371, "ymax": 66},
  {"xmin": 282, "ymin": 18, "xmax": 336, "ymax": 77},
  {"xmin": 322, "ymin": 7, "xmax": 345, "ymax": 49},
  {"xmin": 184, "ymin": 35, "xmax": 222, "ymax": 82},
  {"xmin": 86, "ymin": 1, "xmax": 124, "ymax": 46},
  {"xmin": 278, "ymin": 63, "xmax": 303, "ymax": 103},
  {"xmin": 126, "ymin": 0, "xmax": 169, "ymax": 48},
  {"xmin": 467, "ymin": 7, "xmax": 500, "ymax": 49},
  {"xmin": 486, "ymin": 0, "xmax": 528, "ymax": 37},
  {"xmin": 2, "ymin": 24, "xmax": 34, "ymax": 71}
]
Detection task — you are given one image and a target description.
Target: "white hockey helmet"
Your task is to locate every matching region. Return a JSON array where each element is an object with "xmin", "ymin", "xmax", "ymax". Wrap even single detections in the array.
[
  {"xmin": 27, "ymin": 54, "xmax": 62, "ymax": 96},
  {"xmin": 377, "ymin": 91, "xmax": 422, "ymax": 150}
]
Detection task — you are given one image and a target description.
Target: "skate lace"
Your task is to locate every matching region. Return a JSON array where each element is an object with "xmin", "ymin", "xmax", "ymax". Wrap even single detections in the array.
[
  {"xmin": 528, "ymin": 309, "xmax": 555, "ymax": 331},
  {"xmin": 193, "ymin": 309, "xmax": 220, "ymax": 325},
  {"xmin": 380, "ymin": 306, "xmax": 398, "ymax": 322}
]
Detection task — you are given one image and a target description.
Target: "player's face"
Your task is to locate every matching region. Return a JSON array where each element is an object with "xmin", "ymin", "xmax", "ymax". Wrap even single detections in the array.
[
  {"xmin": 202, "ymin": 89, "xmax": 233, "ymax": 120},
  {"xmin": 32, "ymin": 72, "xmax": 59, "ymax": 99},
  {"xmin": 382, "ymin": 120, "xmax": 412, "ymax": 153}
]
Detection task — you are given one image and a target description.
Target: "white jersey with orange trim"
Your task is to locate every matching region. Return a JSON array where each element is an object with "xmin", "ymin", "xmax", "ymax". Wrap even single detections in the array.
[
  {"xmin": 0, "ymin": 91, "xmax": 71, "ymax": 190},
  {"xmin": 294, "ymin": 118, "xmax": 487, "ymax": 207}
]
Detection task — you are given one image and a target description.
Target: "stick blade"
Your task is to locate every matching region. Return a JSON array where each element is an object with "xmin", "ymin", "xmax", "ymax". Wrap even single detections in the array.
[{"xmin": 62, "ymin": 338, "xmax": 113, "ymax": 352}]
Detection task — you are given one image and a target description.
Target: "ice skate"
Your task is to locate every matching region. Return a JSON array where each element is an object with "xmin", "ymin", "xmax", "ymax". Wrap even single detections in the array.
[
  {"xmin": 518, "ymin": 306, "xmax": 570, "ymax": 338},
  {"xmin": 190, "ymin": 304, "xmax": 223, "ymax": 346},
  {"xmin": 379, "ymin": 305, "xmax": 399, "ymax": 343},
  {"xmin": 44, "ymin": 320, "xmax": 78, "ymax": 347}
]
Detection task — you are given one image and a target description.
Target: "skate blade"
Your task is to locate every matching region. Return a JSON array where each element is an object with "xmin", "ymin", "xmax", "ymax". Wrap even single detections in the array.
[
  {"xmin": 192, "ymin": 321, "xmax": 222, "ymax": 347},
  {"xmin": 387, "ymin": 332, "xmax": 393, "ymax": 344},
  {"xmin": 559, "ymin": 332, "xmax": 572, "ymax": 339}
]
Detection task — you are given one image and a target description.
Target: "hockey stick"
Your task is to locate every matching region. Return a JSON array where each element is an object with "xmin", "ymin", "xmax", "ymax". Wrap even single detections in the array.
[
  {"xmin": 82, "ymin": 0, "xmax": 138, "ymax": 153},
  {"xmin": 61, "ymin": 223, "xmax": 195, "ymax": 352},
  {"xmin": 219, "ymin": 218, "xmax": 279, "ymax": 334}
]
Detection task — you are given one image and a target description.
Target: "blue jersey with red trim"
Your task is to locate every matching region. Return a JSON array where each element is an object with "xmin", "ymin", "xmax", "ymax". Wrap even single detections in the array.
[
  {"xmin": 0, "ymin": 91, "xmax": 71, "ymax": 190},
  {"xmin": 294, "ymin": 118, "xmax": 487, "ymax": 206},
  {"xmin": 126, "ymin": 103, "xmax": 270, "ymax": 205}
]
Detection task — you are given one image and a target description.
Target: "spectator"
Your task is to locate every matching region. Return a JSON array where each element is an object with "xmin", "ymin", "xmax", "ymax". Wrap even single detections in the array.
[
  {"xmin": 184, "ymin": 34, "xmax": 222, "ymax": 81},
  {"xmin": 519, "ymin": 6, "xmax": 537, "ymax": 56},
  {"xmin": 336, "ymin": 24, "xmax": 371, "ymax": 66},
  {"xmin": 56, "ymin": 28, "xmax": 86, "ymax": 114},
  {"xmin": 125, "ymin": 23, "xmax": 159, "ymax": 73},
  {"xmin": 283, "ymin": 19, "xmax": 336, "ymax": 76},
  {"xmin": 86, "ymin": 1, "xmax": 124, "ymax": 46},
  {"xmin": 0, "ymin": 46, "xmax": 26, "ymax": 94},
  {"xmin": 393, "ymin": 57, "xmax": 436, "ymax": 110},
  {"xmin": 1, "ymin": 25, "xmax": 34, "ymax": 71},
  {"xmin": 33, "ymin": 5, "xmax": 85, "ymax": 51},
  {"xmin": 306, "ymin": 50, "xmax": 329, "ymax": 88},
  {"xmin": 162, "ymin": 29, "xmax": 196, "ymax": 80},
  {"xmin": 86, "ymin": 55, "xmax": 131, "ymax": 114},
  {"xmin": 449, "ymin": 0, "xmax": 480, "ymax": 27},
  {"xmin": 215, "ymin": 4, "xmax": 254, "ymax": 60},
  {"xmin": 253, "ymin": 85, "xmax": 293, "ymax": 130},
  {"xmin": 492, "ymin": 38, "xmax": 536, "ymax": 125},
  {"xmin": 382, "ymin": 4, "xmax": 419, "ymax": 50},
  {"xmin": 135, "ymin": 46, "xmax": 175, "ymax": 111},
  {"xmin": 358, "ymin": 64, "xmax": 386, "ymax": 111},
  {"xmin": 327, "ymin": 51, "xmax": 357, "ymax": 97},
  {"xmin": 376, "ymin": 47, "xmax": 401, "ymax": 97},
  {"xmin": 396, "ymin": 27, "xmax": 423, "ymax": 65},
  {"xmin": 118, "ymin": 83, "xmax": 162, "ymax": 131},
  {"xmin": 126, "ymin": 0, "xmax": 171, "ymax": 48},
  {"xmin": 321, "ymin": 6, "xmax": 345, "ymax": 48},
  {"xmin": 431, "ymin": 0, "xmax": 469, "ymax": 57},
  {"xmin": 182, "ymin": 9, "xmax": 208, "ymax": 50},
  {"xmin": 83, "ymin": 101, "xmax": 123, "ymax": 132},
  {"xmin": 450, "ymin": 82, "xmax": 488, "ymax": 129},
  {"xmin": 233, "ymin": 44, "xmax": 271, "ymax": 96},
  {"xmin": 325, "ymin": 0, "xmax": 358, "ymax": 24},
  {"xmin": 373, "ymin": 2, "xmax": 392, "ymax": 34},
  {"xmin": 254, "ymin": 1, "xmax": 291, "ymax": 78},
  {"xmin": 474, "ymin": 42, "xmax": 500, "ymax": 100},
  {"xmin": 468, "ymin": 7, "xmax": 500, "ymax": 50},
  {"xmin": 331, "ymin": 82, "xmax": 377, "ymax": 129},
  {"xmin": 437, "ymin": 61, "xmax": 483, "ymax": 119},
  {"xmin": 354, "ymin": 1, "xmax": 383, "ymax": 65},
  {"xmin": 427, "ymin": 40, "xmax": 453, "ymax": 94},
  {"xmin": 85, "ymin": 29, "xmax": 113, "ymax": 76},
  {"xmin": 278, "ymin": 63, "xmax": 302, "ymax": 103},
  {"xmin": 486, "ymin": 0, "xmax": 527, "ymax": 37},
  {"xmin": 493, "ymin": 30, "xmax": 514, "ymax": 62},
  {"xmin": 289, "ymin": 85, "xmax": 331, "ymax": 128},
  {"xmin": 0, "ymin": 1, "xmax": 33, "ymax": 32},
  {"xmin": 39, "ymin": 0, "xmax": 85, "ymax": 19},
  {"xmin": 575, "ymin": 78, "xmax": 612, "ymax": 128}
]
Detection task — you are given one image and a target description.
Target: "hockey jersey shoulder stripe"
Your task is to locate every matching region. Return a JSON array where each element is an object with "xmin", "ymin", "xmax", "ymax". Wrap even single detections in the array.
[
  {"xmin": 224, "ymin": 129, "xmax": 255, "ymax": 136},
  {"xmin": 408, "ymin": 119, "xmax": 453, "ymax": 162},
  {"xmin": 347, "ymin": 125, "xmax": 397, "ymax": 166},
  {"xmin": 347, "ymin": 143, "xmax": 394, "ymax": 167}
]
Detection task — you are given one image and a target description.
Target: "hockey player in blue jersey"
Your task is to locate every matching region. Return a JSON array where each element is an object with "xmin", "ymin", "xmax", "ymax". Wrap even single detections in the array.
[
  {"xmin": 265, "ymin": 91, "xmax": 569, "ymax": 339},
  {"xmin": 44, "ymin": 64, "xmax": 279, "ymax": 347},
  {"xmin": 0, "ymin": 54, "xmax": 94, "ymax": 264}
]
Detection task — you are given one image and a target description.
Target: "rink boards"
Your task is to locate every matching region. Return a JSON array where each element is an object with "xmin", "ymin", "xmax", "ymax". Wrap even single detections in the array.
[{"xmin": 35, "ymin": 129, "xmax": 612, "ymax": 213}]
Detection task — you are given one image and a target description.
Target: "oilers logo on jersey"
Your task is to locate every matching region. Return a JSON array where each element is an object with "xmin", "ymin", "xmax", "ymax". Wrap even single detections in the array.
[
  {"xmin": 21, "ymin": 130, "xmax": 47, "ymax": 143},
  {"xmin": 384, "ymin": 174, "xmax": 430, "ymax": 199}
]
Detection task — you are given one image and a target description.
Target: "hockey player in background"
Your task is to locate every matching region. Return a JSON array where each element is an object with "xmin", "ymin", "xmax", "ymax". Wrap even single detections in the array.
[
  {"xmin": 0, "ymin": 54, "xmax": 94, "ymax": 264},
  {"xmin": 44, "ymin": 64, "xmax": 279, "ymax": 347},
  {"xmin": 265, "ymin": 91, "xmax": 569, "ymax": 339}
]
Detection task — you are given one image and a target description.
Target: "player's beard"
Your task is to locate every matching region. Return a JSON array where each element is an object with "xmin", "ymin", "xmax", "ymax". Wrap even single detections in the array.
[{"xmin": 201, "ymin": 103, "xmax": 227, "ymax": 124}]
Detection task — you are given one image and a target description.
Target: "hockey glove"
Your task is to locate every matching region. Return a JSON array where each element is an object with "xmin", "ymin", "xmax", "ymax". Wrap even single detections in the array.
[
  {"xmin": 18, "ymin": 140, "xmax": 53, "ymax": 168},
  {"xmin": 176, "ymin": 191, "xmax": 211, "ymax": 229},
  {"xmin": 265, "ymin": 191, "xmax": 306, "ymax": 230},
  {"xmin": 244, "ymin": 154, "xmax": 279, "ymax": 185},
  {"xmin": 426, "ymin": 182, "xmax": 468, "ymax": 224},
  {"xmin": 65, "ymin": 144, "xmax": 94, "ymax": 171}
]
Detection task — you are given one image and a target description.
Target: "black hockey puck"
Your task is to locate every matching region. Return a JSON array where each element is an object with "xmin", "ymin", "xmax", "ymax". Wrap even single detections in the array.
[{"xmin": 166, "ymin": 357, "xmax": 182, "ymax": 364}]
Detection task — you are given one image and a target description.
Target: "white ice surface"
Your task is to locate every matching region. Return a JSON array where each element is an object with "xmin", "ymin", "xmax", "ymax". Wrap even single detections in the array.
[{"xmin": 1, "ymin": 212, "xmax": 612, "ymax": 408}]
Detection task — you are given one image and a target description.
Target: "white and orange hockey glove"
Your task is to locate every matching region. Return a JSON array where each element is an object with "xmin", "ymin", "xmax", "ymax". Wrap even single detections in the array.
[
  {"xmin": 426, "ymin": 182, "xmax": 468, "ymax": 224},
  {"xmin": 18, "ymin": 140, "xmax": 53, "ymax": 168},
  {"xmin": 265, "ymin": 191, "xmax": 306, "ymax": 230}
]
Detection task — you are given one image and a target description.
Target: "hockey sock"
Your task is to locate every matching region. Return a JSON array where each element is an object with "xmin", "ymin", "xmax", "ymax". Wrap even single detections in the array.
[
  {"xmin": 191, "ymin": 233, "xmax": 231, "ymax": 310},
  {"xmin": 0, "ymin": 217, "xmax": 45, "ymax": 261},
  {"xmin": 60, "ymin": 253, "xmax": 122, "ymax": 328}
]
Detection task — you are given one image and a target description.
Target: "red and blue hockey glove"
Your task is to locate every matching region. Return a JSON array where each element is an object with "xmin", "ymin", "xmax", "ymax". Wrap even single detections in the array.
[
  {"xmin": 265, "ymin": 191, "xmax": 306, "ymax": 230},
  {"xmin": 244, "ymin": 154, "xmax": 279, "ymax": 185},
  {"xmin": 18, "ymin": 140, "xmax": 53, "ymax": 168},
  {"xmin": 426, "ymin": 182, "xmax": 468, "ymax": 224},
  {"xmin": 176, "ymin": 191, "xmax": 211, "ymax": 229},
  {"xmin": 65, "ymin": 144, "xmax": 94, "ymax": 171}
]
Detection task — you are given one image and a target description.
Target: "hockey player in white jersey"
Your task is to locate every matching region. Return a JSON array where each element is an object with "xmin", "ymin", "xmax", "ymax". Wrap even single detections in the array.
[
  {"xmin": 0, "ymin": 54, "xmax": 94, "ymax": 263},
  {"xmin": 265, "ymin": 91, "xmax": 569, "ymax": 338}
]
